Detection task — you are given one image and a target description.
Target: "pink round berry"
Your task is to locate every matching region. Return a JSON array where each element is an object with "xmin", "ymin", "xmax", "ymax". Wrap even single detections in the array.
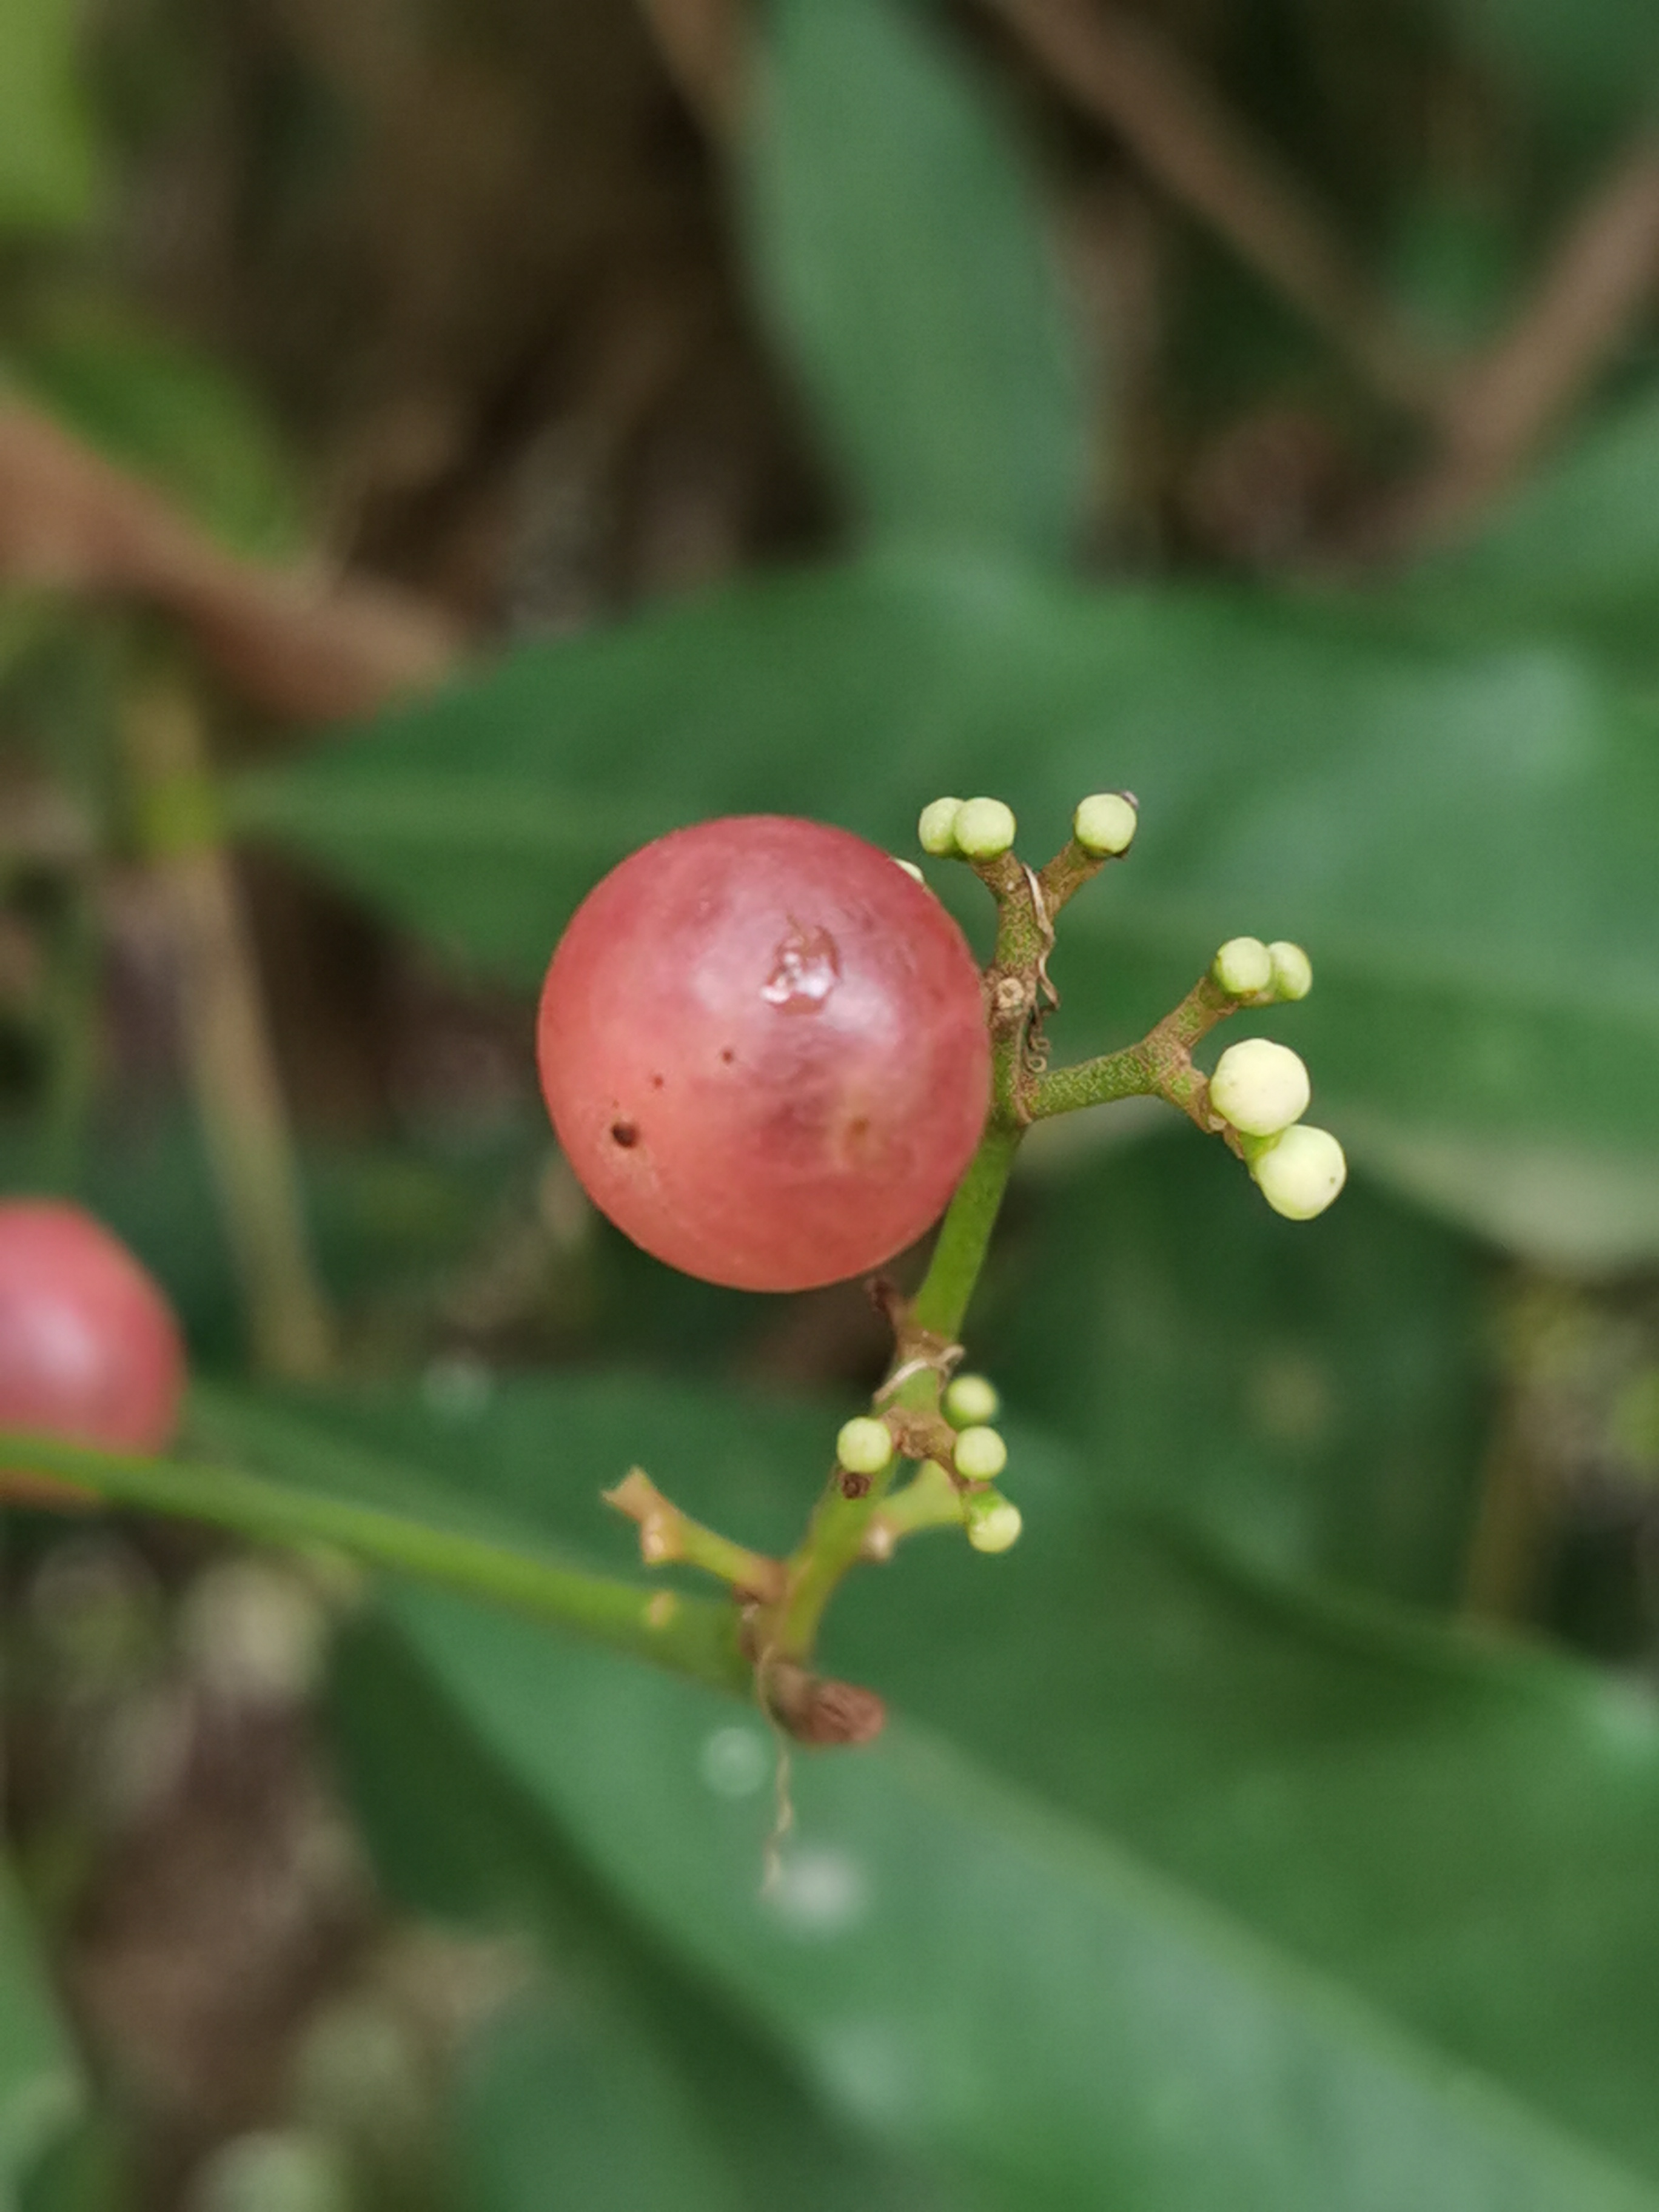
[{"xmin": 537, "ymin": 817, "xmax": 990, "ymax": 1291}]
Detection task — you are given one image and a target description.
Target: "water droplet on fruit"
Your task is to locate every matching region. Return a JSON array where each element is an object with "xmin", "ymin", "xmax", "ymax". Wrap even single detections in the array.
[{"xmin": 761, "ymin": 923, "xmax": 840, "ymax": 1013}]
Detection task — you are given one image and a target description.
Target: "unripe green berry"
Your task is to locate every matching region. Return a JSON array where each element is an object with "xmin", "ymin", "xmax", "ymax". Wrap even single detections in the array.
[
  {"xmin": 943, "ymin": 1372, "xmax": 1000, "ymax": 1427},
  {"xmin": 1208, "ymin": 1037, "xmax": 1311, "ymax": 1137},
  {"xmin": 917, "ymin": 797, "xmax": 964, "ymax": 857},
  {"xmin": 1268, "ymin": 941, "xmax": 1313, "ymax": 1001},
  {"xmin": 954, "ymin": 1424, "xmax": 1007, "ymax": 1481},
  {"xmin": 1212, "ymin": 936, "xmax": 1272, "ymax": 998},
  {"xmin": 953, "ymin": 797, "xmax": 1017, "ymax": 860},
  {"xmin": 893, "ymin": 857, "xmax": 926, "ymax": 885},
  {"xmin": 967, "ymin": 1494, "xmax": 1022, "ymax": 1553},
  {"xmin": 837, "ymin": 1416, "xmax": 894, "ymax": 1475},
  {"xmin": 1073, "ymin": 792, "xmax": 1138, "ymax": 857},
  {"xmin": 1252, "ymin": 1124, "xmax": 1346, "ymax": 1221}
]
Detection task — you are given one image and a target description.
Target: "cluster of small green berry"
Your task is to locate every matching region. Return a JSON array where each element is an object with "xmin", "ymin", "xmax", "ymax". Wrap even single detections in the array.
[
  {"xmin": 918, "ymin": 791, "xmax": 1138, "ymax": 863},
  {"xmin": 1204, "ymin": 942, "xmax": 1345, "ymax": 1221},
  {"xmin": 837, "ymin": 1365, "xmax": 1021, "ymax": 1559},
  {"xmin": 910, "ymin": 791, "xmax": 1344, "ymax": 1227}
]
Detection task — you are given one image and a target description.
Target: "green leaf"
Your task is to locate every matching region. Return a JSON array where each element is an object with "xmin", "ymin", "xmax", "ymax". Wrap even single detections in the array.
[
  {"xmin": 455, "ymin": 1996, "xmax": 743, "ymax": 2212},
  {"xmin": 200, "ymin": 1378, "xmax": 1659, "ymax": 2210},
  {"xmin": 393, "ymin": 1606, "xmax": 1659, "ymax": 2212},
  {"xmin": 0, "ymin": 0, "xmax": 101, "ymax": 232},
  {"xmin": 0, "ymin": 1866, "xmax": 82, "ymax": 2206},
  {"xmin": 1392, "ymin": 386, "xmax": 1659, "ymax": 671},
  {"xmin": 1382, "ymin": 190, "xmax": 1518, "ymax": 354},
  {"xmin": 232, "ymin": 553, "xmax": 1659, "ymax": 1203},
  {"xmin": 1338, "ymin": 1113, "xmax": 1659, "ymax": 1275},
  {"xmin": 332, "ymin": 1618, "xmax": 957, "ymax": 2212},
  {"xmin": 745, "ymin": 0, "xmax": 1088, "ymax": 558},
  {"xmin": 18, "ymin": 2118, "xmax": 127, "ymax": 2212},
  {"xmin": 997, "ymin": 1130, "xmax": 1487, "ymax": 1604},
  {"xmin": 5, "ymin": 309, "xmax": 306, "ymax": 562}
]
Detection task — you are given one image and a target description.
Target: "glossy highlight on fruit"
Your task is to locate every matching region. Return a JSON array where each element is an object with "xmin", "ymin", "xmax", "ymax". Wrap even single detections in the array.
[
  {"xmin": 537, "ymin": 816, "xmax": 991, "ymax": 1291},
  {"xmin": 0, "ymin": 1201, "xmax": 186, "ymax": 1470}
]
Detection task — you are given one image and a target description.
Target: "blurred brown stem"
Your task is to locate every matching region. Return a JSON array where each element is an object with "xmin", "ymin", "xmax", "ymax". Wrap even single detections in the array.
[
  {"xmin": 987, "ymin": 2, "xmax": 1659, "ymax": 557},
  {"xmin": 980, "ymin": 0, "xmax": 1446, "ymax": 417},
  {"xmin": 0, "ymin": 398, "xmax": 460, "ymax": 723},
  {"xmin": 645, "ymin": 0, "xmax": 1659, "ymax": 560},
  {"xmin": 1380, "ymin": 139, "xmax": 1659, "ymax": 549},
  {"xmin": 635, "ymin": 0, "xmax": 741, "ymax": 132},
  {"xmin": 122, "ymin": 660, "xmax": 333, "ymax": 1379}
]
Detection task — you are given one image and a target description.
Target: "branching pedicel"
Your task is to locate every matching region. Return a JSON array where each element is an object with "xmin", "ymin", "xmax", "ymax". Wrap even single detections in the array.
[
  {"xmin": 0, "ymin": 799, "xmax": 1346, "ymax": 1744},
  {"xmin": 598, "ymin": 795, "xmax": 1346, "ymax": 1745}
]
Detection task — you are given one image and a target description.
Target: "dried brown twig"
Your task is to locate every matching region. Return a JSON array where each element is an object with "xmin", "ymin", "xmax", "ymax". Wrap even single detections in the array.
[
  {"xmin": 122, "ymin": 667, "xmax": 336, "ymax": 1381},
  {"xmin": 0, "ymin": 398, "xmax": 460, "ymax": 1375},
  {"xmin": 983, "ymin": 3, "xmax": 1659, "ymax": 553},
  {"xmin": 978, "ymin": 0, "xmax": 1446, "ymax": 418},
  {"xmin": 641, "ymin": 0, "xmax": 1659, "ymax": 556},
  {"xmin": 0, "ymin": 398, "xmax": 462, "ymax": 723},
  {"xmin": 1382, "ymin": 140, "xmax": 1659, "ymax": 549},
  {"xmin": 637, "ymin": 0, "xmax": 1438, "ymax": 435},
  {"xmin": 634, "ymin": 0, "xmax": 742, "ymax": 133}
]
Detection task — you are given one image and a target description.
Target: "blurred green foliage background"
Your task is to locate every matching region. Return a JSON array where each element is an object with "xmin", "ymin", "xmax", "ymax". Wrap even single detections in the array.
[{"xmin": 5, "ymin": 0, "xmax": 1659, "ymax": 2205}]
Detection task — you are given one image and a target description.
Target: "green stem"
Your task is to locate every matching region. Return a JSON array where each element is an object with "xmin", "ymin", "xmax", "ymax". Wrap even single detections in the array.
[
  {"xmin": 706, "ymin": 893, "xmax": 1248, "ymax": 1683},
  {"xmin": 1030, "ymin": 973, "xmax": 1239, "ymax": 1123},
  {"xmin": 605, "ymin": 1468, "xmax": 785, "ymax": 1600},
  {"xmin": 0, "ymin": 1432, "xmax": 748, "ymax": 1695},
  {"xmin": 769, "ymin": 965, "xmax": 1247, "ymax": 1666},
  {"xmin": 903, "ymin": 850, "xmax": 1049, "ymax": 1345},
  {"xmin": 766, "ymin": 855, "xmax": 1054, "ymax": 1667},
  {"xmin": 771, "ymin": 1113, "xmax": 1024, "ymax": 1661},
  {"xmin": 870, "ymin": 1457, "xmax": 965, "ymax": 1546},
  {"xmin": 774, "ymin": 1476, "xmax": 887, "ymax": 1662},
  {"xmin": 908, "ymin": 1118, "xmax": 1024, "ymax": 1342},
  {"xmin": 1029, "ymin": 1042, "xmax": 1158, "ymax": 1121}
]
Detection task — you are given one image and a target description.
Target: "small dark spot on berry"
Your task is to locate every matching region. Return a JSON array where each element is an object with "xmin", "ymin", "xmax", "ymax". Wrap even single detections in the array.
[
  {"xmin": 839, "ymin": 1469, "xmax": 872, "ymax": 1500},
  {"xmin": 649, "ymin": 1073, "xmax": 664, "ymax": 1090},
  {"xmin": 720, "ymin": 1048, "xmax": 735, "ymax": 1065},
  {"xmin": 610, "ymin": 1121, "xmax": 640, "ymax": 1148}
]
